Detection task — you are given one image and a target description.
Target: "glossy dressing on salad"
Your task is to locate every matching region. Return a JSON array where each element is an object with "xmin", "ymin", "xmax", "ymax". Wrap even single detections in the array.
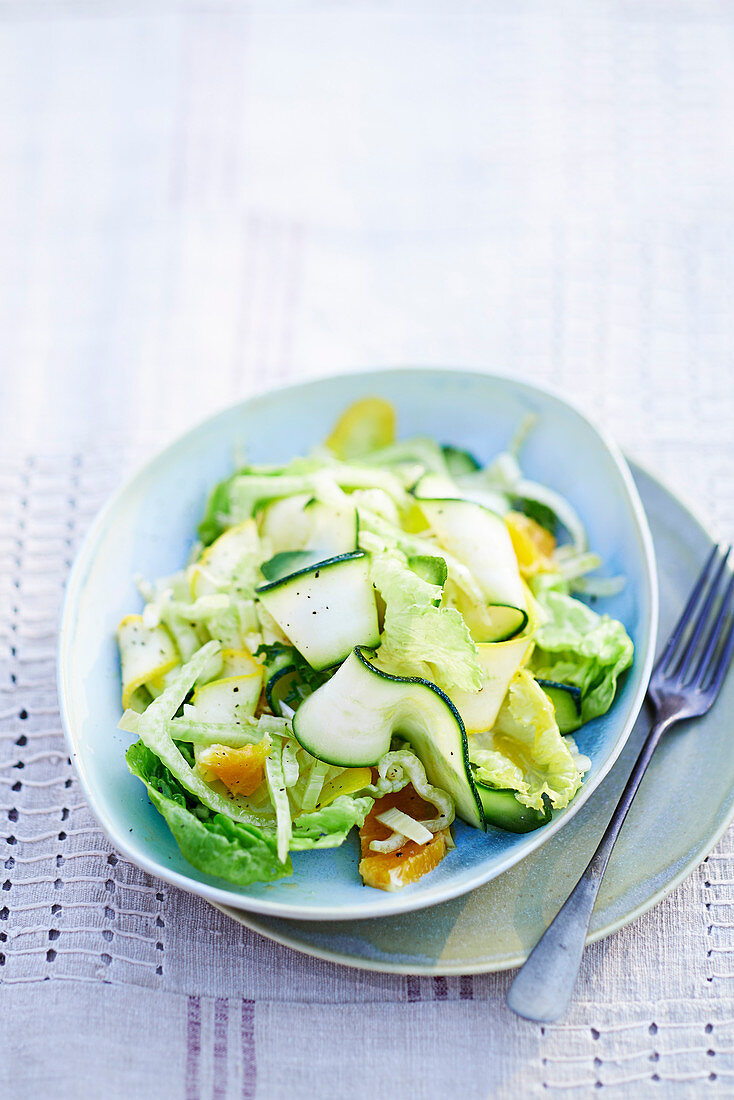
[{"xmin": 118, "ymin": 399, "xmax": 633, "ymax": 892}]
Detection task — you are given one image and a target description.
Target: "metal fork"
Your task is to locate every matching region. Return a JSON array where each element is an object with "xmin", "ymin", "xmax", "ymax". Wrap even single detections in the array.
[{"xmin": 507, "ymin": 544, "xmax": 734, "ymax": 1023}]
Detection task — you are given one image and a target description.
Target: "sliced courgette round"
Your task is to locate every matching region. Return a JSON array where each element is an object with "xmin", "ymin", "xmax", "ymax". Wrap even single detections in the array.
[
  {"xmin": 117, "ymin": 615, "xmax": 179, "ymax": 710},
  {"xmin": 418, "ymin": 497, "xmax": 527, "ymax": 611},
  {"xmin": 442, "ymin": 444, "xmax": 481, "ymax": 476},
  {"xmin": 412, "ymin": 472, "xmax": 509, "ymax": 516},
  {"xmin": 265, "ymin": 664, "xmax": 328, "ymax": 715},
  {"xmin": 190, "ymin": 674, "xmax": 262, "ymax": 721},
  {"xmin": 265, "ymin": 665, "xmax": 298, "ymax": 714},
  {"xmin": 480, "ymin": 604, "xmax": 529, "ymax": 643},
  {"xmin": 535, "ymin": 679, "xmax": 583, "ymax": 734},
  {"xmin": 260, "ymin": 497, "xmax": 359, "ymax": 563},
  {"xmin": 256, "ymin": 551, "xmax": 379, "ymax": 671},
  {"xmin": 260, "ymin": 550, "xmax": 323, "ymax": 584},
  {"xmin": 445, "ymin": 582, "xmax": 529, "ymax": 644},
  {"xmin": 476, "ymin": 784, "xmax": 552, "ymax": 833},
  {"xmin": 292, "ymin": 646, "xmax": 484, "ymax": 829}
]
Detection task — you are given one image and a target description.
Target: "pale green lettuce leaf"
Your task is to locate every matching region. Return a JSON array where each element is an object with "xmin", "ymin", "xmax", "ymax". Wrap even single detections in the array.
[
  {"xmin": 290, "ymin": 795, "xmax": 374, "ymax": 850},
  {"xmin": 126, "ymin": 741, "xmax": 290, "ymax": 886},
  {"xmin": 470, "ymin": 669, "xmax": 589, "ymax": 810},
  {"xmin": 530, "ymin": 586, "xmax": 633, "ymax": 722},
  {"xmin": 370, "ymin": 550, "xmax": 483, "ymax": 693},
  {"xmin": 173, "ymin": 595, "xmax": 260, "ymax": 650}
]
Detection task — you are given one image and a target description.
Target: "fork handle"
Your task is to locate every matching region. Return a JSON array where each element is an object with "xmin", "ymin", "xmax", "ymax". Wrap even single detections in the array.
[{"xmin": 506, "ymin": 713, "xmax": 676, "ymax": 1023}]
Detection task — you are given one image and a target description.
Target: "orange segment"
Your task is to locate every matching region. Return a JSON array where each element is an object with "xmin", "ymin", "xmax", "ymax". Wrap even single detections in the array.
[
  {"xmin": 197, "ymin": 740, "xmax": 269, "ymax": 797},
  {"xmin": 505, "ymin": 511, "xmax": 556, "ymax": 573},
  {"xmin": 359, "ymin": 784, "xmax": 450, "ymax": 892},
  {"xmin": 360, "ymin": 831, "xmax": 449, "ymax": 893}
]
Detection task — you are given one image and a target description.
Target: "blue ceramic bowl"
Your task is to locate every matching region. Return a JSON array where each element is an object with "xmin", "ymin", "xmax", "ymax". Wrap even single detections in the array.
[{"xmin": 58, "ymin": 369, "xmax": 658, "ymax": 920}]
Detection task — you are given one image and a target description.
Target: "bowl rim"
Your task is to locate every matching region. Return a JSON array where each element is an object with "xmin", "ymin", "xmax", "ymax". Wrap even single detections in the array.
[{"xmin": 58, "ymin": 366, "xmax": 659, "ymax": 920}]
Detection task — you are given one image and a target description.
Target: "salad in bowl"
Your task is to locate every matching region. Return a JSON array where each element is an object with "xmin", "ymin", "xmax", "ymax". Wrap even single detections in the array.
[{"xmin": 118, "ymin": 398, "xmax": 633, "ymax": 893}]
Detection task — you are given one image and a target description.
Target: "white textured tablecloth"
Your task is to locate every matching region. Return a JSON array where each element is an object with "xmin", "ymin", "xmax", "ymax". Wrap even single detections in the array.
[{"xmin": 3, "ymin": 2, "xmax": 734, "ymax": 1096}]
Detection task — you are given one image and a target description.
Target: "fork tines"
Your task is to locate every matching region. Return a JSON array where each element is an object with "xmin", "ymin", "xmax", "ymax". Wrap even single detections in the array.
[{"xmin": 653, "ymin": 543, "xmax": 734, "ymax": 701}]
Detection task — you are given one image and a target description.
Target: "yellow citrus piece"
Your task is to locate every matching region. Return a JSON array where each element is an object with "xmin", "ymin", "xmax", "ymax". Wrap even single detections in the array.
[
  {"xmin": 325, "ymin": 397, "xmax": 396, "ymax": 460},
  {"xmin": 505, "ymin": 511, "xmax": 556, "ymax": 573},
  {"xmin": 197, "ymin": 740, "xmax": 270, "ymax": 797},
  {"xmin": 359, "ymin": 784, "xmax": 449, "ymax": 892},
  {"xmin": 220, "ymin": 646, "xmax": 261, "ymax": 678},
  {"xmin": 190, "ymin": 520, "xmax": 259, "ymax": 599},
  {"xmin": 317, "ymin": 767, "xmax": 373, "ymax": 809}
]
